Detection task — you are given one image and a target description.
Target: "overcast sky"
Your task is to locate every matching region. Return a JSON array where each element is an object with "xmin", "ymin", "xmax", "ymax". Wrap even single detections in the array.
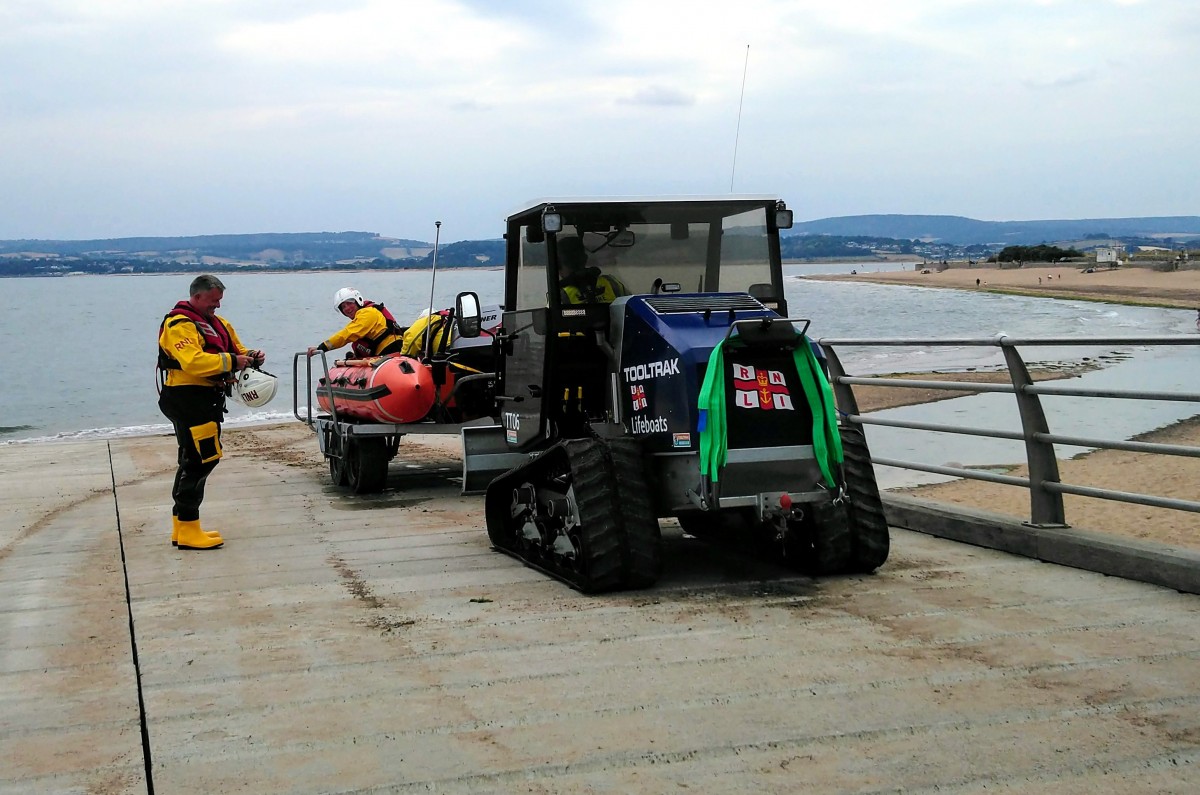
[{"xmin": 1, "ymin": 0, "xmax": 1195, "ymax": 242}]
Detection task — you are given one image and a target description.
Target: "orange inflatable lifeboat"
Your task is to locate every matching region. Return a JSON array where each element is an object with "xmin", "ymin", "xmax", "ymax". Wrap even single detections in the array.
[{"xmin": 316, "ymin": 355, "xmax": 449, "ymax": 423}]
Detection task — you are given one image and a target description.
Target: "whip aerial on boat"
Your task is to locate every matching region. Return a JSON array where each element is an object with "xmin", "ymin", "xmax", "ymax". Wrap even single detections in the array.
[{"xmin": 423, "ymin": 220, "xmax": 443, "ymax": 359}]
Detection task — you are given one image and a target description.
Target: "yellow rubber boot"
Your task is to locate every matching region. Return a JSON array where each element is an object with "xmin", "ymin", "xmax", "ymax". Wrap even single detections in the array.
[
  {"xmin": 176, "ymin": 519, "xmax": 223, "ymax": 550},
  {"xmin": 172, "ymin": 516, "xmax": 221, "ymax": 547},
  {"xmin": 195, "ymin": 520, "xmax": 224, "ymax": 543}
]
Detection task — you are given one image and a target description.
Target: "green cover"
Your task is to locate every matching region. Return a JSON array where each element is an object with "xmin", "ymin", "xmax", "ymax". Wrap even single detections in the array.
[{"xmin": 697, "ymin": 335, "xmax": 843, "ymax": 488}]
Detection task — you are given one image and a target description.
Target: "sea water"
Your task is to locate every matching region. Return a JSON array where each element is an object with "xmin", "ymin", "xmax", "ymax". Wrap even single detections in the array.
[{"xmin": 1, "ymin": 265, "xmax": 1195, "ymax": 487}]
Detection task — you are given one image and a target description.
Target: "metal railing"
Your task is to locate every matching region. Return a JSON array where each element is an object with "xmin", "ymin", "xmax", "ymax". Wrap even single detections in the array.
[{"xmin": 818, "ymin": 335, "xmax": 1200, "ymax": 526}]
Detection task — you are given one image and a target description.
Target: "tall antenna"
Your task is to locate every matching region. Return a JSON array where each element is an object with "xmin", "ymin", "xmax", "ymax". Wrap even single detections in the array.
[
  {"xmin": 422, "ymin": 220, "xmax": 442, "ymax": 359},
  {"xmin": 729, "ymin": 44, "xmax": 750, "ymax": 193}
]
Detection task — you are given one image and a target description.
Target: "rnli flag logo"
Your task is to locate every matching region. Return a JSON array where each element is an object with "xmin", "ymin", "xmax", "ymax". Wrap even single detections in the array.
[
  {"xmin": 630, "ymin": 384, "xmax": 648, "ymax": 411},
  {"xmin": 732, "ymin": 363, "xmax": 794, "ymax": 411}
]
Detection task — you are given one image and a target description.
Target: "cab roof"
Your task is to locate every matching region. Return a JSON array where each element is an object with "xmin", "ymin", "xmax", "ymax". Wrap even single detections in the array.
[{"xmin": 505, "ymin": 194, "xmax": 783, "ymax": 223}]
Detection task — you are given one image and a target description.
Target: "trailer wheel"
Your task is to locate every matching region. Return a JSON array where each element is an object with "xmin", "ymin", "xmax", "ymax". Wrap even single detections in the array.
[
  {"xmin": 328, "ymin": 437, "xmax": 350, "ymax": 487},
  {"xmin": 346, "ymin": 437, "xmax": 388, "ymax": 494},
  {"xmin": 323, "ymin": 429, "xmax": 350, "ymax": 487},
  {"xmin": 329, "ymin": 455, "xmax": 348, "ymax": 487}
]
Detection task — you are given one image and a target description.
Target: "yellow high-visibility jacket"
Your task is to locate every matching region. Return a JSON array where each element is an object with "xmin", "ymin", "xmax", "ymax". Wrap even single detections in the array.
[
  {"xmin": 400, "ymin": 311, "xmax": 453, "ymax": 356},
  {"xmin": 561, "ymin": 270, "xmax": 629, "ymax": 304},
  {"xmin": 319, "ymin": 305, "xmax": 403, "ymax": 357},
  {"xmin": 158, "ymin": 313, "xmax": 249, "ymax": 388}
]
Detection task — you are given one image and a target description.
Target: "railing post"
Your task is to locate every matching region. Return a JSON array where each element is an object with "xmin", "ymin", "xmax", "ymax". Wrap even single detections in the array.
[{"xmin": 998, "ymin": 336, "xmax": 1067, "ymax": 527}]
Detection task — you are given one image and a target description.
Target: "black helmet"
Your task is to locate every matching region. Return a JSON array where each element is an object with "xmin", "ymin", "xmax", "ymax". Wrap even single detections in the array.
[{"xmin": 556, "ymin": 236, "xmax": 588, "ymax": 273}]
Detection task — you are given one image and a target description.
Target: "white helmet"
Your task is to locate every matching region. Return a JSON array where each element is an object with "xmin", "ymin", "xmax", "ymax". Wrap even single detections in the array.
[
  {"xmin": 234, "ymin": 368, "xmax": 278, "ymax": 408},
  {"xmin": 334, "ymin": 287, "xmax": 364, "ymax": 311}
]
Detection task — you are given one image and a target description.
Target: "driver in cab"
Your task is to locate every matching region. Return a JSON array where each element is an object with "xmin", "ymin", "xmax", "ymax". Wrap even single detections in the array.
[{"xmin": 557, "ymin": 235, "xmax": 628, "ymax": 304}]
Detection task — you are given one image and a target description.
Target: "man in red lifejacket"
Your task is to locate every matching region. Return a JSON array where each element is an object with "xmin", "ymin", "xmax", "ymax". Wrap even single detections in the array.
[
  {"xmin": 157, "ymin": 274, "xmax": 265, "ymax": 550},
  {"xmin": 308, "ymin": 287, "xmax": 405, "ymax": 359}
]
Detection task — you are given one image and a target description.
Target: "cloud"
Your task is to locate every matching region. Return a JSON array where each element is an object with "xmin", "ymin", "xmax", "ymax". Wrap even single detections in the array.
[
  {"xmin": 0, "ymin": 0, "xmax": 1197, "ymax": 240},
  {"xmin": 617, "ymin": 86, "xmax": 695, "ymax": 107},
  {"xmin": 1020, "ymin": 68, "xmax": 1099, "ymax": 89}
]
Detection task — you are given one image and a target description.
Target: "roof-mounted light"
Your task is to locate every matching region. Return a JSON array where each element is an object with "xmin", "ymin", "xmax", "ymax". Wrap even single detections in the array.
[
  {"xmin": 775, "ymin": 201, "xmax": 793, "ymax": 230},
  {"xmin": 542, "ymin": 206, "xmax": 563, "ymax": 234}
]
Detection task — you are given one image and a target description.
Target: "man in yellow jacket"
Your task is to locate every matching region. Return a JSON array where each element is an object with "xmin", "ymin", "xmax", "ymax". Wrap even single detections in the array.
[
  {"xmin": 557, "ymin": 235, "xmax": 629, "ymax": 304},
  {"xmin": 157, "ymin": 274, "xmax": 265, "ymax": 550},
  {"xmin": 308, "ymin": 287, "xmax": 405, "ymax": 359}
]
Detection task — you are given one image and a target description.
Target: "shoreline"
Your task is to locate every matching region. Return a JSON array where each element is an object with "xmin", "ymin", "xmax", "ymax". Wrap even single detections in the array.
[{"xmin": 805, "ymin": 264, "xmax": 1200, "ymax": 310}]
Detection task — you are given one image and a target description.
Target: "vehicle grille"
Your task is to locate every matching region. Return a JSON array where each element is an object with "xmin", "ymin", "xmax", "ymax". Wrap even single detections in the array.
[{"xmin": 644, "ymin": 295, "xmax": 766, "ymax": 314}]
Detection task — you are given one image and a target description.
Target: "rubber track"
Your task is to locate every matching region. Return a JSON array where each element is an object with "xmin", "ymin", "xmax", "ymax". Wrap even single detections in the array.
[
  {"xmin": 563, "ymin": 440, "xmax": 626, "ymax": 592},
  {"xmin": 604, "ymin": 438, "xmax": 663, "ymax": 589},
  {"xmin": 839, "ymin": 425, "xmax": 891, "ymax": 572},
  {"xmin": 484, "ymin": 461, "xmax": 522, "ymax": 554},
  {"xmin": 799, "ymin": 500, "xmax": 853, "ymax": 575},
  {"xmin": 484, "ymin": 441, "xmax": 626, "ymax": 592}
]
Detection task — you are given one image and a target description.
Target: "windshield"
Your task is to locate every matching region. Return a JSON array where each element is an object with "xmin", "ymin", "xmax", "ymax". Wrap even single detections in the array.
[{"xmin": 513, "ymin": 204, "xmax": 774, "ymax": 310}]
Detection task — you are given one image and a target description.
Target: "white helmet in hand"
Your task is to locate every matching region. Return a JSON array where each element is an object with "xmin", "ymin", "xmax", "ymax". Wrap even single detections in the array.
[
  {"xmin": 234, "ymin": 368, "xmax": 278, "ymax": 408},
  {"xmin": 333, "ymin": 287, "xmax": 364, "ymax": 311}
]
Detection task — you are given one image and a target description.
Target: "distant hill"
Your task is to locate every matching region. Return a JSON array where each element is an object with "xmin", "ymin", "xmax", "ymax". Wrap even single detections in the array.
[
  {"xmin": 0, "ymin": 231, "xmax": 430, "ymax": 262},
  {"xmin": 789, "ymin": 215, "xmax": 1200, "ymax": 246},
  {"xmin": 0, "ymin": 231, "xmax": 505, "ymax": 277},
  {"xmin": 4, "ymin": 215, "xmax": 1197, "ymax": 278}
]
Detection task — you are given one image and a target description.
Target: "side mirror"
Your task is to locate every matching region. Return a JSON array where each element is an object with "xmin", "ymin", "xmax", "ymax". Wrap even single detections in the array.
[
  {"xmin": 775, "ymin": 208, "xmax": 793, "ymax": 230},
  {"xmin": 455, "ymin": 291, "xmax": 482, "ymax": 338}
]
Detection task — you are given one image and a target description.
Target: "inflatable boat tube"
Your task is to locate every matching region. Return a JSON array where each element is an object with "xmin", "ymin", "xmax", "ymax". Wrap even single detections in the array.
[{"xmin": 316, "ymin": 355, "xmax": 445, "ymax": 424}]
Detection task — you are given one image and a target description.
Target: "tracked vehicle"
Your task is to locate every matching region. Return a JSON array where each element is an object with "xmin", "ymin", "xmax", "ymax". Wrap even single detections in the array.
[{"xmin": 472, "ymin": 196, "xmax": 889, "ymax": 592}]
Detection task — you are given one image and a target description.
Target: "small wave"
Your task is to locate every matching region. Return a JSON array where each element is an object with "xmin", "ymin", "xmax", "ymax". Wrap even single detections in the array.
[
  {"xmin": 1, "ymin": 409, "xmax": 310, "ymax": 446},
  {"xmin": 225, "ymin": 408, "xmax": 306, "ymax": 426},
  {"xmin": 0, "ymin": 424, "xmax": 36, "ymax": 436},
  {"xmin": 2, "ymin": 422, "xmax": 176, "ymax": 445}
]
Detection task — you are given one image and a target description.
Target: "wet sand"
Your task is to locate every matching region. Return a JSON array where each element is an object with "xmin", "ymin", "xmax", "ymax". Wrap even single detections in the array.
[{"xmin": 807, "ymin": 264, "xmax": 1200, "ymax": 309}]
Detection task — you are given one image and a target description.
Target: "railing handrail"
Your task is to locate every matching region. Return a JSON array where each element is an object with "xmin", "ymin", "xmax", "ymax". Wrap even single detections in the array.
[
  {"xmin": 839, "ymin": 375, "xmax": 1200, "ymax": 404},
  {"xmin": 819, "ymin": 335, "xmax": 1200, "ymax": 527},
  {"xmin": 820, "ymin": 334, "xmax": 1198, "ymax": 346}
]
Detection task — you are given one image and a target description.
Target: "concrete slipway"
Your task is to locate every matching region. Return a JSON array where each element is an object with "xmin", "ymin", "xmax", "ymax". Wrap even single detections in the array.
[{"xmin": 1, "ymin": 424, "xmax": 1197, "ymax": 794}]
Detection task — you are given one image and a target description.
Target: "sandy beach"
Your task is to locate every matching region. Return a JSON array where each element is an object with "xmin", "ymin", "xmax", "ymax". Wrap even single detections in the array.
[
  {"xmin": 813, "ymin": 263, "xmax": 1199, "ymax": 550},
  {"xmin": 807, "ymin": 263, "xmax": 1200, "ymax": 309}
]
